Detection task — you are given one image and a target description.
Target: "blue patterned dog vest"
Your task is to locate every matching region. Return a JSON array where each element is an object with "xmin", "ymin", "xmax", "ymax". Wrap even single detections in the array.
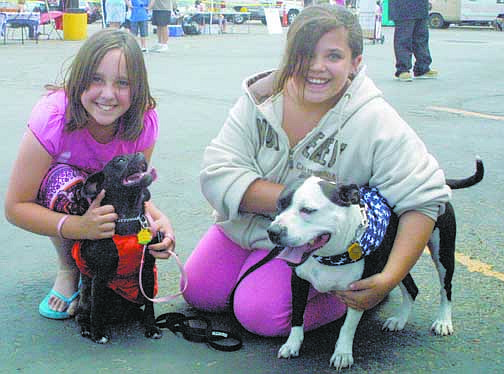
[{"xmin": 312, "ymin": 186, "xmax": 392, "ymax": 266}]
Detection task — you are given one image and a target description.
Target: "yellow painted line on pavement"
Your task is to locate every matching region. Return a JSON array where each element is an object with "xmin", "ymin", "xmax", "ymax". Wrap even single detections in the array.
[
  {"xmin": 427, "ymin": 106, "xmax": 504, "ymax": 121},
  {"xmin": 455, "ymin": 252, "xmax": 504, "ymax": 282},
  {"xmin": 424, "ymin": 248, "xmax": 504, "ymax": 282}
]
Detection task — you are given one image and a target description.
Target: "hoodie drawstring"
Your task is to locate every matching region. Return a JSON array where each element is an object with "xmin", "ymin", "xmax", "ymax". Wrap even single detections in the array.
[{"xmin": 334, "ymin": 92, "xmax": 352, "ymax": 180}]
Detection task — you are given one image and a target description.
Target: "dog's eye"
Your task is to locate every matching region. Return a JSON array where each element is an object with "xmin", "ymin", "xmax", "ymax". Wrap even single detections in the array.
[{"xmin": 300, "ymin": 207, "xmax": 316, "ymax": 215}]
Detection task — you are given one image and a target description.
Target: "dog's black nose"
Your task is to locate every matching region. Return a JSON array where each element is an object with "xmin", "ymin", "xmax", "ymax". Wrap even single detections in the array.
[{"xmin": 267, "ymin": 224, "xmax": 286, "ymax": 244}]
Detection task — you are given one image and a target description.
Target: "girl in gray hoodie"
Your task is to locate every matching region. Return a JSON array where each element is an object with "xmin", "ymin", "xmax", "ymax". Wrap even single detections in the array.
[{"xmin": 183, "ymin": 4, "xmax": 450, "ymax": 337}]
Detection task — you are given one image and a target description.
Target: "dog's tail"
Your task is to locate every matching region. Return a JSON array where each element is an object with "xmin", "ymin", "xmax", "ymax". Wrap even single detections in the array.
[{"xmin": 446, "ymin": 157, "xmax": 484, "ymax": 190}]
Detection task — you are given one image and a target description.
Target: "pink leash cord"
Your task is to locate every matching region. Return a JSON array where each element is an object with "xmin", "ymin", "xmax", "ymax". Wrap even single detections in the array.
[
  {"xmin": 139, "ymin": 246, "xmax": 188, "ymax": 303},
  {"xmin": 138, "ymin": 212, "xmax": 187, "ymax": 303}
]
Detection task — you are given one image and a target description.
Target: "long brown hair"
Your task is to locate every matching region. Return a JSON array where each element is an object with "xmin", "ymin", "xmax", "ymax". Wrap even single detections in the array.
[
  {"xmin": 47, "ymin": 29, "xmax": 156, "ymax": 141},
  {"xmin": 273, "ymin": 4, "xmax": 363, "ymax": 96}
]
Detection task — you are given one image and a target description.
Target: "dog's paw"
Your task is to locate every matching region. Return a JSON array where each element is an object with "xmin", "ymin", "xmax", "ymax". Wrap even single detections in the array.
[
  {"xmin": 80, "ymin": 329, "xmax": 92, "ymax": 341},
  {"xmin": 80, "ymin": 327, "xmax": 91, "ymax": 338},
  {"xmin": 94, "ymin": 337, "xmax": 110, "ymax": 344},
  {"xmin": 145, "ymin": 326, "xmax": 163, "ymax": 339},
  {"xmin": 431, "ymin": 303, "xmax": 453, "ymax": 335},
  {"xmin": 90, "ymin": 331, "xmax": 110, "ymax": 344},
  {"xmin": 278, "ymin": 342, "xmax": 302, "ymax": 359},
  {"xmin": 277, "ymin": 326, "xmax": 303, "ymax": 359},
  {"xmin": 431, "ymin": 319, "xmax": 453, "ymax": 336},
  {"xmin": 93, "ymin": 334, "xmax": 110, "ymax": 344},
  {"xmin": 330, "ymin": 351, "xmax": 354, "ymax": 370},
  {"xmin": 382, "ymin": 316, "xmax": 407, "ymax": 332}
]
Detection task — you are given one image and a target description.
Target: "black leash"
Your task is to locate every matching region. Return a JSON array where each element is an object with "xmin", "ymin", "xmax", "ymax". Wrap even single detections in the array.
[
  {"xmin": 228, "ymin": 246, "xmax": 285, "ymax": 319},
  {"xmin": 154, "ymin": 246, "xmax": 284, "ymax": 352},
  {"xmin": 155, "ymin": 312, "xmax": 243, "ymax": 352}
]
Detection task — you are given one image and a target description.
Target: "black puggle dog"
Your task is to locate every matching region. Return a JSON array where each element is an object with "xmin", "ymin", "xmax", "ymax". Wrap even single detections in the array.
[
  {"xmin": 73, "ymin": 153, "xmax": 162, "ymax": 344},
  {"xmin": 267, "ymin": 159, "xmax": 484, "ymax": 369}
]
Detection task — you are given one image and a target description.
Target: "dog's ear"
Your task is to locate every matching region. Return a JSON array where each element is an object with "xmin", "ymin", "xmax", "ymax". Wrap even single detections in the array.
[
  {"xmin": 319, "ymin": 180, "xmax": 359, "ymax": 206},
  {"xmin": 339, "ymin": 184, "xmax": 360, "ymax": 205},
  {"xmin": 82, "ymin": 172, "xmax": 105, "ymax": 200}
]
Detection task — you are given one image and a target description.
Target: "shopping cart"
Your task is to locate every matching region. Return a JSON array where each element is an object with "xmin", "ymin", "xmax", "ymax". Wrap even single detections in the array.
[{"xmin": 357, "ymin": 0, "xmax": 384, "ymax": 44}]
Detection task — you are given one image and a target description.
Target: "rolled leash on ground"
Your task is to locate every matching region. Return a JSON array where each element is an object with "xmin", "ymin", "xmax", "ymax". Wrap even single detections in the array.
[{"xmin": 154, "ymin": 312, "xmax": 243, "ymax": 352}]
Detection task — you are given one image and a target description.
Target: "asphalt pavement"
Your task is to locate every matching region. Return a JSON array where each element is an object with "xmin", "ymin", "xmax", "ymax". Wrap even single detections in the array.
[{"xmin": 1, "ymin": 22, "xmax": 503, "ymax": 374}]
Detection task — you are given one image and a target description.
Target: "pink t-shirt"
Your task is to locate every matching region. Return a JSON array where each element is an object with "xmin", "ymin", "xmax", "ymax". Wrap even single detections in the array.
[{"xmin": 28, "ymin": 90, "xmax": 159, "ymax": 173}]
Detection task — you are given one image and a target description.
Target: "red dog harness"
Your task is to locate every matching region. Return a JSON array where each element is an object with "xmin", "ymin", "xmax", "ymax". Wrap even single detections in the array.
[{"xmin": 72, "ymin": 235, "xmax": 158, "ymax": 304}]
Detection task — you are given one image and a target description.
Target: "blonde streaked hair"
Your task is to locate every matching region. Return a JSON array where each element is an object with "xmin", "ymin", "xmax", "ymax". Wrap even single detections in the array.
[{"xmin": 273, "ymin": 4, "xmax": 363, "ymax": 96}]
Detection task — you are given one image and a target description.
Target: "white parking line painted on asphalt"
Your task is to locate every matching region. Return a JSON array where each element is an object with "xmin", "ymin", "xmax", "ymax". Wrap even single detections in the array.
[{"xmin": 427, "ymin": 106, "xmax": 504, "ymax": 121}]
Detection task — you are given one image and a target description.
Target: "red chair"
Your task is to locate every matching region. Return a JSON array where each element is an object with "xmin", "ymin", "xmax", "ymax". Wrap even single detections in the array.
[{"xmin": 39, "ymin": 10, "xmax": 63, "ymax": 39}]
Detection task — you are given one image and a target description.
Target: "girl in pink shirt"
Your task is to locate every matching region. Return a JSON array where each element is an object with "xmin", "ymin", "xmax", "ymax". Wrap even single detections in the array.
[{"xmin": 4, "ymin": 29, "xmax": 176, "ymax": 320}]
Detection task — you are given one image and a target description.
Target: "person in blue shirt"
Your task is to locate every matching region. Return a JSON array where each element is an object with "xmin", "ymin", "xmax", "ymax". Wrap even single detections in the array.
[{"xmin": 127, "ymin": 0, "xmax": 150, "ymax": 52}]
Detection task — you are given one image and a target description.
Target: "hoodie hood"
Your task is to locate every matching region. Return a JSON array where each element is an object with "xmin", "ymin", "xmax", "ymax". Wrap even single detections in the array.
[{"xmin": 243, "ymin": 69, "xmax": 277, "ymax": 105}]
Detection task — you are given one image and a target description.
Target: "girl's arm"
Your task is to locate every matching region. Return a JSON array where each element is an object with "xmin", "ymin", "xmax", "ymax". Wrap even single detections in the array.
[
  {"xmin": 141, "ymin": 145, "xmax": 176, "ymax": 259},
  {"xmin": 333, "ymin": 210, "xmax": 435, "ymax": 310},
  {"xmin": 144, "ymin": 201, "xmax": 175, "ymax": 259},
  {"xmin": 4, "ymin": 130, "xmax": 118, "ymax": 240},
  {"xmin": 239, "ymin": 178, "xmax": 284, "ymax": 215},
  {"xmin": 200, "ymin": 96, "xmax": 281, "ymax": 221}
]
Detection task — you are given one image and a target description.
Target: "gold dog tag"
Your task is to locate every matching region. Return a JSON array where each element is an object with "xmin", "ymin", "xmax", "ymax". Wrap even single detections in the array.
[
  {"xmin": 347, "ymin": 243, "xmax": 363, "ymax": 261},
  {"xmin": 137, "ymin": 228, "xmax": 152, "ymax": 245}
]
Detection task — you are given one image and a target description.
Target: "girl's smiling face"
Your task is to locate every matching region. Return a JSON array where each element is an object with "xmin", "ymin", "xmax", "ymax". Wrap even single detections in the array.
[
  {"xmin": 81, "ymin": 48, "xmax": 131, "ymax": 136},
  {"xmin": 294, "ymin": 27, "xmax": 362, "ymax": 108}
]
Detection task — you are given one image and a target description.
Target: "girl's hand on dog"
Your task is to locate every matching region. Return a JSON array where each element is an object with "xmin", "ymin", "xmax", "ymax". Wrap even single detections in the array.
[
  {"xmin": 80, "ymin": 189, "xmax": 118, "ymax": 240},
  {"xmin": 148, "ymin": 235, "xmax": 175, "ymax": 259},
  {"xmin": 147, "ymin": 224, "xmax": 176, "ymax": 259},
  {"xmin": 332, "ymin": 272, "xmax": 395, "ymax": 311},
  {"xmin": 144, "ymin": 201, "xmax": 176, "ymax": 259},
  {"xmin": 147, "ymin": 218, "xmax": 176, "ymax": 259}
]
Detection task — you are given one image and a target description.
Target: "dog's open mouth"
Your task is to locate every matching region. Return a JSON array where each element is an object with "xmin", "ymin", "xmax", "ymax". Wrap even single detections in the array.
[
  {"xmin": 276, "ymin": 233, "xmax": 331, "ymax": 266},
  {"xmin": 123, "ymin": 167, "xmax": 157, "ymax": 186}
]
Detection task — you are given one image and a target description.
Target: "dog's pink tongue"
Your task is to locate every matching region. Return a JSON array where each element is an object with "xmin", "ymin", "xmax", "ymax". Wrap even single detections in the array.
[
  {"xmin": 275, "ymin": 234, "xmax": 331, "ymax": 265},
  {"xmin": 276, "ymin": 246, "xmax": 309, "ymax": 265}
]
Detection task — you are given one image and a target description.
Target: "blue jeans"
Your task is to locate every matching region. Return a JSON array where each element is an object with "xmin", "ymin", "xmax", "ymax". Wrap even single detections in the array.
[
  {"xmin": 393, "ymin": 18, "xmax": 432, "ymax": 76},
  {"xmin": 130, "ymin": 20, "xmax": 148, "ymax": 37}
]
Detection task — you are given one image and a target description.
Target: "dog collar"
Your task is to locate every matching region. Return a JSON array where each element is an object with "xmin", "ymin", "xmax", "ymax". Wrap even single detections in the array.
[
  {"xmin": 116, "ymin": 214, "xmax": 145, "ymax": 224},
  {"xmin": 116, "ymin": 214, "xmax": 152, "ymax": 245},
  {"xmin": 312, "ymin": 187, "xmax": 391, "ymax": 266}
]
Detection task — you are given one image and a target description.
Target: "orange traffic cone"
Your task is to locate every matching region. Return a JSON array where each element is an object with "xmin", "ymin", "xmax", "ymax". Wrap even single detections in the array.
[{"xmin": 282, "ymin": 5, "xmax": 288, "ymax": 27}]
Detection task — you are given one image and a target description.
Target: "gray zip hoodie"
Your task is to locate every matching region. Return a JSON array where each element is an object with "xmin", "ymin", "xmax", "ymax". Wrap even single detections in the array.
[{"xmin": 200, "ymin": 66, "xmax": 451, "ymax": 250}]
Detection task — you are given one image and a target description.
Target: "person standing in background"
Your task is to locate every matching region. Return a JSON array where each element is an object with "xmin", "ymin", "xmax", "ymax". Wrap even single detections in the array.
[
  {"xmin": 389, "ymin": 0, "xmax": 437, "ymax": 82},
  {"xmin": 149, "ymin": 0, "xmax": 174, "ymax": 53},
  {"xmin": 106, "ymin": 0, "xmax": 127, "ymax": 28},
  {"xmin": 16, "ymin": 0, "xmax": 26, "ymax": 11},
  {"xmin": 127, "ymin": 0, "xmax": 150, "ymax": 52}
]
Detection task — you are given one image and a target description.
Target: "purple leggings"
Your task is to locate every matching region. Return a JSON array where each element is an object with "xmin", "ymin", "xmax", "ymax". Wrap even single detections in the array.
[{"xmin": 182, "ymin": 225, "xmax": 347, "ymax": 337}]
